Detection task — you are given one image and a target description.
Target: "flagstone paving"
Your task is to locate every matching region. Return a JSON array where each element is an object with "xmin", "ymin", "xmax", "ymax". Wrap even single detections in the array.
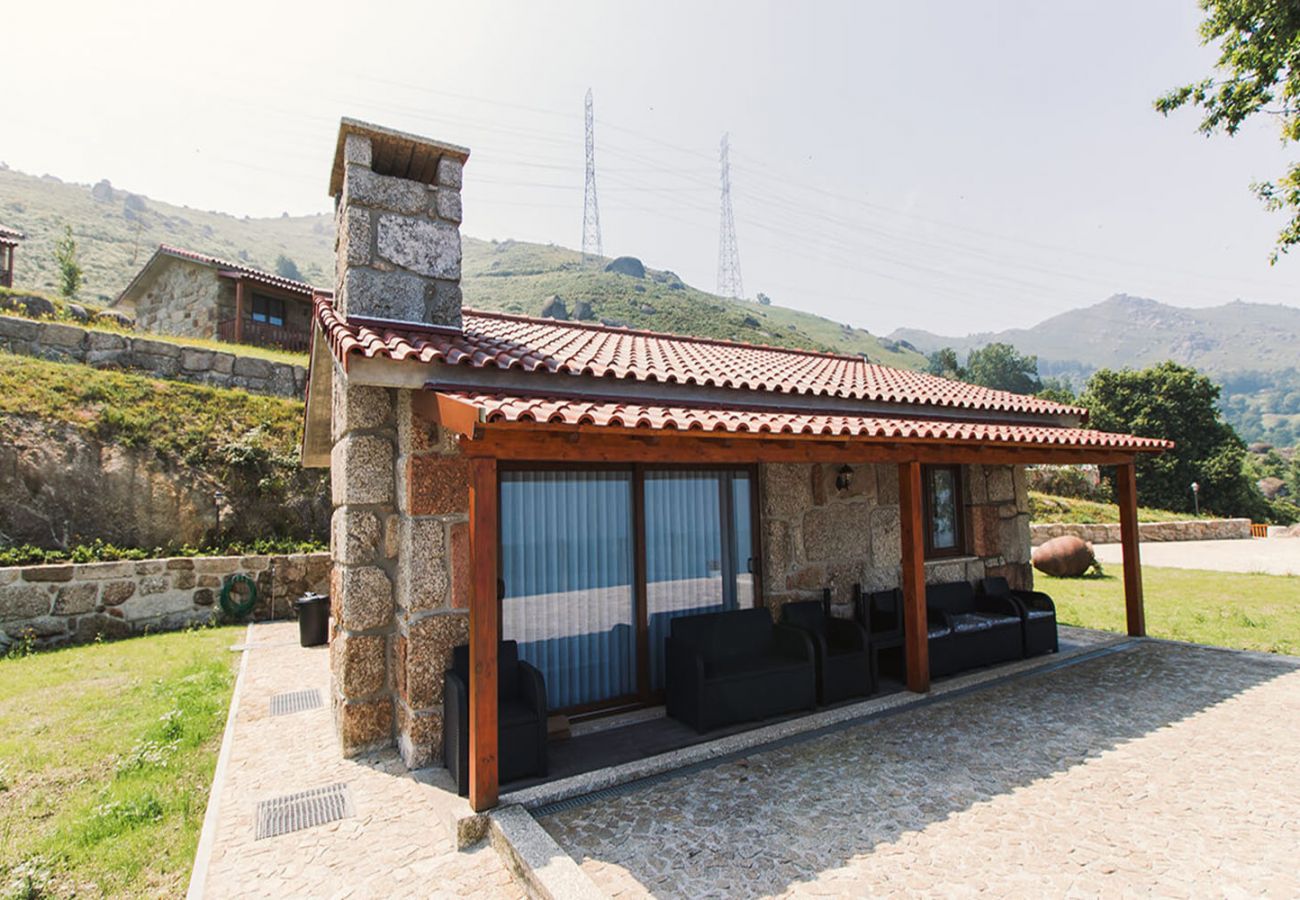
[
  {"xmin": 194, "ymin": 621, "xmax": 521, "ymax": 899},
  {"xmin": 540, "ymin": 640, "xmax": 1300, "ymax": 898}
]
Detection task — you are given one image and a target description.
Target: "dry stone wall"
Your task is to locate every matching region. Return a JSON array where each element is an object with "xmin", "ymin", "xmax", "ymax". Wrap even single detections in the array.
[
  {"xmin": 0, "ymin": 552, "xmax": 330, "ymax": 651},
  {"xmin": 0, "ymin": 313, "xmax": 306, "ymax": 398},
  {"xmin": 1030, "ymin": 518, "xmax": 1253, "ymax": 546},
  {"xmin": 760, "ymin": 463, "xmax": 1033, "ymax": 621}
]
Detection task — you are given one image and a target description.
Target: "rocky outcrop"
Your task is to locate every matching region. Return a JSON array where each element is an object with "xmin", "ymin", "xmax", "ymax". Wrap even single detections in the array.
[{"xmin": 0, "ymin": 415, "xmax": 328, "ymax": 550}]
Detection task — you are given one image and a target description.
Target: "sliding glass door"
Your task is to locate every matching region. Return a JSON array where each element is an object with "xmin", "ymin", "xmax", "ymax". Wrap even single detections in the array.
[
  {"xmin": 500, "ymin": 466, "xmax": 758, "ymax": 713},
  {"xmin": 499, "ymin": 470, "xmax": 637, "ymax": 710}
]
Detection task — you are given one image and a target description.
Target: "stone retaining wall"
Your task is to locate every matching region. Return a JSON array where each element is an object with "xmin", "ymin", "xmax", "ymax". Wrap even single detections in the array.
[
  {"xmin": 0, "ymin": 552, "xmax": 330, "ymax": 651},
  {"xmin": 1030, "ymin": 518, "xmax": 1253, "ymax": 547},
  {"xmin": 0, "ymin": 313, "xmax": 307, "ymax": 398}
]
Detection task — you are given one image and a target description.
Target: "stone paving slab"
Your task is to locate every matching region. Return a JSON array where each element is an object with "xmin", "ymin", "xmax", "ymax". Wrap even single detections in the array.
[
  {"xmin": 1094, "ymin": 538, "xmax": 1300, "ymax": 576},
  {"xmin": 192, "ymin": 621, "xmax": 522, "ymax": 899},
  {"xmin": 541, "ymin": 639, "xmax": 1300, "ymax": 898}
]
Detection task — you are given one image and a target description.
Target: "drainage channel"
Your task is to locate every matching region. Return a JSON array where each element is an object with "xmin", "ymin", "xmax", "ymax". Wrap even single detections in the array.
[{"xmin": 531, "ymin": 640, "xmax": 1138, "ymax": 818}]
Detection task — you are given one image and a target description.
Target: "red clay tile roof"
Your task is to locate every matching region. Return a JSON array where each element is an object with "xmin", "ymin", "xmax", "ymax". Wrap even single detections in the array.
[
  {"xmin": 441, "ymin": 391, "xmax": 1172, "ymax": 450},
  {"xmin": 315, "ymin": 298, "xmax": 1087, "ymax": 419},
  {"xmin": 154, "ymin": 245, "xmax": 325, "ymax": 295},
  {"xmin": 0, "ymin": 226, "xmax": 24, "ymax": 245}
]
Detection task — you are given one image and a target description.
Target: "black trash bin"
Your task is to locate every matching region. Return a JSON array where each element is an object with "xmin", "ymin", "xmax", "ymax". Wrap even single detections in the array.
[{"xmin": 296, "ymin": 593, "xmax": 330, "ymax": 647}]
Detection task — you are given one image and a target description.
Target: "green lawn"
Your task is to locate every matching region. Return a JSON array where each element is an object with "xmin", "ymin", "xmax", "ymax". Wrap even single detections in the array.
[
  {"xmin": 0, "ymin": 626, "xmax": 242, "ymax": 898},
  {"xmin": 1042, "ymin": 566, "xmax": 1300, "ymax": 655}
]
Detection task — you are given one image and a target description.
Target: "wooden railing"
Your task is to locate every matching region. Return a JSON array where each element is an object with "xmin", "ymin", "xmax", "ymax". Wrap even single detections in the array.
[
  {"xmin": 217, "ymin": 319, "xmax": 310, "ymax": 353},
  {"xmin": 1250, "ymin": 523, "xmax": 1269, "ymax": 538}
]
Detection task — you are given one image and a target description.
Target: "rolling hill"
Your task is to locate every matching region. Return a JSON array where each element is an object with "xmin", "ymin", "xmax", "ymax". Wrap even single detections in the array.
[{"xmin": 0, "ymin": 166, "xmax": 923, "ymax": 367}]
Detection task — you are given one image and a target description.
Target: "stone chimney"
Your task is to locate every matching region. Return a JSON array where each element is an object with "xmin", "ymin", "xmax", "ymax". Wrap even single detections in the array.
[{"xmin": 328, "ymin": 118, "xmax": 470, "ymax": 328}]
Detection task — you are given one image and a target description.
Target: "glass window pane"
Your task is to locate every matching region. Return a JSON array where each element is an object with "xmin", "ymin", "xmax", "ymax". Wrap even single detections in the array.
[
  {"xmin": 732, "ymin": 474, "xmax": 756, "ymax": 608},
  {"xmin": 645, "ymin": 470, "xmax": 754, "ymax": 690},
  {"xmin": 929, "ymin": 468, "xmax": 958, "ymax": 550},
  {"xmin": 500, "ymin": 470, "xmax": 636, "ymax": 709}
]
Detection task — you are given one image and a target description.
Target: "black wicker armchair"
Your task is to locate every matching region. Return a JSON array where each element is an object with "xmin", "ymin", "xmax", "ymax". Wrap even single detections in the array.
[
  {"xmin": 980, "ymin": 576, "xmax": 1059, "ymax": 657},
  {"xmin": 780, "ymin": 597, "xmax": 874, "ymax": 704},
  {"xmin": 444, "ymin": 639, "xmax": 548, "ymax": 796}
]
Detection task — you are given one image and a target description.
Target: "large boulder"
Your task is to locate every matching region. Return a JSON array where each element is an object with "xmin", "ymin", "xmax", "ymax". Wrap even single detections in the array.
[
  {"xmin": 604, "ymin": 256, "xmax": 645, "ymax": 278},
  {"xmin": 540, "ymin": 295, "xmax": 568, "ymax": 320},
  {"xmin": 1031, "ymin": 535, "xmax": 1096, "ymax": 578},
  {"xmin": 0, "ymin": 292, "xmax": 56, "ymax": 319}
]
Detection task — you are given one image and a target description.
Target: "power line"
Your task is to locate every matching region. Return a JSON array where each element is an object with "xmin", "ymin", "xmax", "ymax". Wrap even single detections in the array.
[
  {"xmin": 717, "ymin": 133, "xmax": 743, "ymax": 299},
  {"xmin": 582, "ymin": 88, "xmax": 603, "ymax": 265}
]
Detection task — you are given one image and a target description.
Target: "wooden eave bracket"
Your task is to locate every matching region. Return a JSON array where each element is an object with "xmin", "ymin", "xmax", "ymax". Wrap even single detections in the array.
[{"xmin": 411, "ymin": 389, "xmax": 485, "ymax": 439}]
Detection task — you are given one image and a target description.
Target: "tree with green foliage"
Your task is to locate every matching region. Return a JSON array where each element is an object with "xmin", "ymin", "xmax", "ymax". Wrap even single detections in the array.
[
  {"xmin": 1082, "ymin": 362, "xmax": 1269, "ymax": 519},
  {"xmin": 1038, "ymin": 376, "xmax": 1078, "ymax": 405},
  {"xmin": 964, "ymin": 343, "xmax": 1042, "ymax": 394},
  {"xmin": 1156, "ymin": 0, "xmax": 1300, "ymax": 261},
  {"xmin": 275, "ymin": 254, "xmax": 304, "ymax": 281},
  {"xmin": 54, "ymin": 225, "xmax": 82, "ymax": 299},
  {"xmin": 926, "ymin": 347, "xmax": 965, "ymax": 380}
]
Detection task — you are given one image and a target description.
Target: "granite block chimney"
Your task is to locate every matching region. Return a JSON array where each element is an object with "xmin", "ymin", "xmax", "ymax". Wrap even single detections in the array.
[{"xmin": 328, "ymin": 118, "xmax": 470, "ymax": 328}]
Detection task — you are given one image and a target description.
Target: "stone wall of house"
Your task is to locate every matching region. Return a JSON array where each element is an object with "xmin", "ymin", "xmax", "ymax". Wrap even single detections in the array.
[
  {"xmin": 0, "ymin": 314, "xmax": 307, "ymax": 397},
  {"xmin": 759, "ymin": 463, "xmax": 1032, "ymax": 620},
  {"xmin": 132, "ymin": 258, "xmax": 223, "ymax": 338},
  {"xmin": 327, "ymin": 371, "xmax": 472, "ymax": 767},
  {"xmin": 1030, "ymin": 518, "xmax": 1252, "ymax": 546},
  {"xmin": 0, "ymin": 552, "xmax": 330, "ymax": 651}
]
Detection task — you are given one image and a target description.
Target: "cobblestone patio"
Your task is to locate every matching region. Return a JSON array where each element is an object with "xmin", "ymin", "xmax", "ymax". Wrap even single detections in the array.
[
  {"xmin": 192, "ymin": 621, "xmax": 521, "ymax": 899},
  {"xmin": 540, "ymin": 640, "xmax": 1300, "ymax": 898}
]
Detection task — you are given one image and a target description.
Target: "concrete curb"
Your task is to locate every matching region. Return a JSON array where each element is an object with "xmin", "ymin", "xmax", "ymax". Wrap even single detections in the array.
[
  {"xmin": 185, "ymin": 623, "xmax": 254, "ymax": 900},
  {"xmin": 489, "ymin": 805, "xmax": 606, "ymax": 900}
]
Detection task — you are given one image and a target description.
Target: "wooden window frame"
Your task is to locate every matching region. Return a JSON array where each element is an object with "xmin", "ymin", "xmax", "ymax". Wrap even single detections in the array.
[
  {"xmin": 922, "ymin": 463, "xmax": 966, "ymax": 559},
  {"xmin": 250, "ymin": 293, "xmax": 286, "ymax": 327}
]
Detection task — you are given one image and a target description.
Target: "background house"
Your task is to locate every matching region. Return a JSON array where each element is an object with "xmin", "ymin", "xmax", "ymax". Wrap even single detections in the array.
[
  {"xmin": 0, "ymin": 226, "xmax": 24, "ymax": 288},
  {"xmin": 114, "ymin": 245, "xmax": 324, "ymax": 351}
]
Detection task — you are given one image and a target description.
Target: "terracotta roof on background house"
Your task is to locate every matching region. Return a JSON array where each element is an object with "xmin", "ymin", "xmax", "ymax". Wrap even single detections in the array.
[
  {"xmin": 0, "ymin": 226, "xmax": 25, "ymax": 245},
  {"xmin": 116, "ymin": 245, "xmax": 329, "ymax": 304},
  {"xmin": 438, "ymin": 391, "xmax": 1173, "ymax": 450},
  {"xmin": 314, "ymin": 298, "xmax": 1088, "ymax": 419}
]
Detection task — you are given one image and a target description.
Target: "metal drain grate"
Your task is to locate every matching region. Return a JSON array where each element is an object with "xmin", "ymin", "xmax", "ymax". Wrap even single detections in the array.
[
  {"xmin": 269, "ymin": 689, "xmax": 323, "ymax": 717},
  {"xmin": 255, "ymin": 783, "xmax": 355, "ymax": 840}
]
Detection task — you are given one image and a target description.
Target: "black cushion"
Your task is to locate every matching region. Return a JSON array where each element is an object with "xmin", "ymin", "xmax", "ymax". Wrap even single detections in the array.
[
  {"xmin": 707, "ymin": 654, "xmax": 812, "ymax": 681},
  {"xmin": 1025, "ymin": 608, "xmax": 1055, "ymax": 620},
  {"xmin": 949, "ymin": 613, "xmax": 995, "ymax": 634}
]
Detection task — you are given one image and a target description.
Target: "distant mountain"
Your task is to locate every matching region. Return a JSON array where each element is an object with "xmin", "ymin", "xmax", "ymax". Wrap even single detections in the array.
[
  {"xmin": 0, "ymin": 167, "xmax": 923, "ymax": 367},
  {"xmin": 890, "ymin": 293, "xmax": 1300, "ymax": 377},
  {"xmin": 890, "ymin": 293, "xmax": 1300, "ymax": 445}
]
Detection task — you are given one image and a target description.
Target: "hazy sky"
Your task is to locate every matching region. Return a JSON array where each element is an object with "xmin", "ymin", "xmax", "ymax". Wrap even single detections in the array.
[{"xmin": 7, "ymin": 1, "xmax": 1300, "ymax": 334}]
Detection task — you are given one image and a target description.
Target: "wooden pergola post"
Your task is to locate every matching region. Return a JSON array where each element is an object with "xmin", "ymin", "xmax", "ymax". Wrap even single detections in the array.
[
  {"xmin": 898, "ymin": 460, "xmax": 930, "ymax": 693},
  {"xmin": 234, "ymin": 278, "xmax": 247, "ymax": 344},
  {"xmin": 1116, "ymin": 460, "xmax": 1146, "ymax": 637},
  {"xmin": 467, "ymin": 457, "xmax": 500, "ymax": 812}
]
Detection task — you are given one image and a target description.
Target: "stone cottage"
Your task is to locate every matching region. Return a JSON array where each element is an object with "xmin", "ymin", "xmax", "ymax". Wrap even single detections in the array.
[
  {"xmin": 114, "ymin": 245, "xmax": 323, "ymax": 351},
  {"xmin": 301, "ymin": 118, "xmax": 1170, "ymax": 811}
]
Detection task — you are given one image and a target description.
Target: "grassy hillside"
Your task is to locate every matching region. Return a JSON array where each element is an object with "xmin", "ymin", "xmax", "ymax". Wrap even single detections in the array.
[{"xmin": 0, "ymin": 167, "xmax": 925, "ymax": 366}]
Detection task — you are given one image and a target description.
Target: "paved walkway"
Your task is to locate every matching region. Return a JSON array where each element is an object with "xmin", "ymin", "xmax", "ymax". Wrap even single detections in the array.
[
  {"xmin": 191, "ymin": 621, "xmax": 521, "ymax": 899},
  {"xmin": 541, "ymin": 640, "xmax": 1300, "ymax": 898},
  {"xmin": 1094, "ymin": 538, "xmax": 1300, "ymax": 576}
]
